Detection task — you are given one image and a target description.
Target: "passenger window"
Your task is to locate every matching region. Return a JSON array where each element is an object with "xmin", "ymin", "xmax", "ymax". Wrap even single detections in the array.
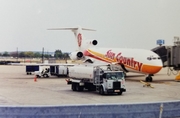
[{"xmin": 147, "ymin": 57, "xmax": 151, "ymax": 60}]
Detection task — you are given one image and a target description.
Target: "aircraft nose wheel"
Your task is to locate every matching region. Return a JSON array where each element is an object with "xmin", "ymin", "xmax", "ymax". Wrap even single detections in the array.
[{"xmin": 146, "ymin": 76, "xmax": 152, "ymax": 82}]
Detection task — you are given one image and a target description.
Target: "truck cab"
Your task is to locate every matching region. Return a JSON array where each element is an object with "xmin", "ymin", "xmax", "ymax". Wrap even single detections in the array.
[
  {"xmin": 98, "ymin": 71, "xmax": 126, "ymax": 95},
  {"xmin": 35, "ymin": 66, "xmax": 50, "ymax": 78}
]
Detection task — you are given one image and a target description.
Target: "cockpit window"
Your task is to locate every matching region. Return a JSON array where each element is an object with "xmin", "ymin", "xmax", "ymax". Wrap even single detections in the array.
[
  {"xmin": 147, "ymin": 57, "xmax": 152, "ymax": 60},
  {"xmin": 147, "ymin": 56, "xmax": 161, "ymax": 60}
]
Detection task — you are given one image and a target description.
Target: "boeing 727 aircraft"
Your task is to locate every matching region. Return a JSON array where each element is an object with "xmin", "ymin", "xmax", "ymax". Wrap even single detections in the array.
[{"xmin": 48, "ymin": 26, "xmax": 163, "ymax": 82}]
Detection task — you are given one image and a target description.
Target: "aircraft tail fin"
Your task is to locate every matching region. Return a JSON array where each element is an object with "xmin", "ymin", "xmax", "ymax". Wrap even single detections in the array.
[{"xmin": 48, "ymin": 26, "xmax": 96, "ymax": 50}]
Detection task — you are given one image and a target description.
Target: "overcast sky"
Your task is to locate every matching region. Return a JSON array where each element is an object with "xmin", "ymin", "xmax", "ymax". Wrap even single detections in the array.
[{"xmin": 0, "ymin": 0, "xmax": 180, "ymax": 52}]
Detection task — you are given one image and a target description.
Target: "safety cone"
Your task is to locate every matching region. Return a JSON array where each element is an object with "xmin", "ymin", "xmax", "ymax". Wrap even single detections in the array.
[
  {"xmin": 175, "ymin": 75, "xmax": 180, "ymax": 82},
  {"xmin": 34, "ymin": 75, "xmax": 37, "ymax": 82}
]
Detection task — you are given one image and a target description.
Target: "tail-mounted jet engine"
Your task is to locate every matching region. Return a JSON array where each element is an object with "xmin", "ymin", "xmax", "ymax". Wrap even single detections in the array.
[
  {"xmin": 92, "ymin": 40, "xmax": 98, "ymax": 46},
  {"xmin": 69, "ymin": 51, "xmax": 84, "ymax": 60},
  {"xmin": 84, "ymin": 39, "xmax": 98, "ymax": 47}
]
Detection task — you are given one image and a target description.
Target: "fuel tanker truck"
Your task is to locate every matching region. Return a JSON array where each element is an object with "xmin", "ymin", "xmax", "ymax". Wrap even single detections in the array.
[{"xmin": 67, "ymin": 65, "xmax": 126, "ymax": 95}]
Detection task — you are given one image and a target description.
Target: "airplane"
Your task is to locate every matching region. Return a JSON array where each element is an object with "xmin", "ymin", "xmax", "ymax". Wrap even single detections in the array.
[{"xmin": 48, "ymin": 26, "xmax": 163, "ymax": 82}]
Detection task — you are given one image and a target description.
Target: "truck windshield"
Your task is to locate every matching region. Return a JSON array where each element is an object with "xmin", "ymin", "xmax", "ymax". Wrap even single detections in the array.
[{"xmin": 106, "ymin": 72, "xmax": 123, "ymax": 80}]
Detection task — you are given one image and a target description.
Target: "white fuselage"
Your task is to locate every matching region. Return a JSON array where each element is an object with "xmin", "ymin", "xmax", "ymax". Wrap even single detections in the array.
[{"xmin": 83, "ymin": 47, "xmax": 163, "ymax": 74}]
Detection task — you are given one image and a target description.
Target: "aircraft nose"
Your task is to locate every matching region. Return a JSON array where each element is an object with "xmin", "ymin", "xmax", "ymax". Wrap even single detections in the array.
[
  {"xmin": 155, "ymin": 59, "xmax": 163, "ymax": 67},
  {"xmin": 142, "ymin": 64, "xmax": 162, "ymax": 74},
  {"xmin": 151, "ymin": 59, "xmax": 163, "ymax": 73},
  {"xmin": 142, "ymin": 58, "xmax": 163, "ymax": 74}
]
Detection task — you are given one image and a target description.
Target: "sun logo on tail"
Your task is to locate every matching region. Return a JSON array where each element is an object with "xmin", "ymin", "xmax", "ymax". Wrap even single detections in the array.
[{"xmin": 77, "ymin": 33, "xmax": 82, "ymax": 47}]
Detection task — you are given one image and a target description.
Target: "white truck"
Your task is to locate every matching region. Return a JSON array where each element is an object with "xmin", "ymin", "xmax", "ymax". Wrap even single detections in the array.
[
  {"xmin": 33, "ymin": 64, "xmax": 73, "ymax": 78},
  {"xmin": 35, "ymin": 66, "xmax": 50, "ymax": 78},
  {"xmin": 68, "ymin": 65, "xmax": 126, "ymax": 95}
]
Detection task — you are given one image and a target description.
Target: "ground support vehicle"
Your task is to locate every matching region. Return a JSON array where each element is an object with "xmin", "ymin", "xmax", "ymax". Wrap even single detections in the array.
[
  {"xmin": 68, "ymin": 65, "xmax": 126, "ymax": 95},
  {"xmin": 26, "ymin": 65, "xmax": 39, "ymax": 75},
  {"xmin": 35, "ymin": 66, "xmax": 50, "ymax": 78},
  {"xmin": 50, "ymin": 65, "xmax": 69, "ymax": 77}
]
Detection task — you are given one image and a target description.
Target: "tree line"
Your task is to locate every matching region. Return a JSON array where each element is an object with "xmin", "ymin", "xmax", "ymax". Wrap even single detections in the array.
[{"xmin": 0, "ymin": 49, "xmax": 70, "ymax": 59}]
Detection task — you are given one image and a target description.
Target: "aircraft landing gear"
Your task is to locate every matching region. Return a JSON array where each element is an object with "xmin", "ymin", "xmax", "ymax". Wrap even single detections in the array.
[{"xmin": 145, "ymin": 75, "xmax": 153, "ymax": 82}]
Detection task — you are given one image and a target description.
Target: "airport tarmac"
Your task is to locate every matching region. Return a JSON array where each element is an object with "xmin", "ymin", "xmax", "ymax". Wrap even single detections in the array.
[{"xmin": 0, "ymin": 65, "xmax": 180, "ymax": 105}]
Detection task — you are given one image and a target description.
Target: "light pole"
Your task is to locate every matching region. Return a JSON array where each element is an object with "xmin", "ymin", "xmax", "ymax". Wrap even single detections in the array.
[
  {"xmin": 17, "ymin": 47, "xmax": 18, "ymax": 61},
  {"xmin": 42, "ymin": 47, "xmax": 44, "ymax": 63}
]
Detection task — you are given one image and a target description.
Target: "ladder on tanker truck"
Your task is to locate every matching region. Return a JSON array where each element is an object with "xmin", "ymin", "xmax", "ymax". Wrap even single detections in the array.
[{"xmin": 93, "ymin": 66, "xmax": 103, "ymax": 86}]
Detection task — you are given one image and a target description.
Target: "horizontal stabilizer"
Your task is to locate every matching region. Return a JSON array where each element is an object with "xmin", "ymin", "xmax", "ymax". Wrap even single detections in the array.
[
  {"xmin": 47, "ymin": 27, "xmax": 96, "ymax": 31},
  {"xmin": 82, "ymin": 28, "xmax": 96, "ymax": 31},
  {"xmin": 47, "ymin": 28, "xmax": 78, "ymax": 30}
]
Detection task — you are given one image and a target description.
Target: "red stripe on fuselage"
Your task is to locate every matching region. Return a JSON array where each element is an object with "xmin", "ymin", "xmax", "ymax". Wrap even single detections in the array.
[{"xmin": 84, "ymin": 50, "xmax": 111, "ymax": 63}]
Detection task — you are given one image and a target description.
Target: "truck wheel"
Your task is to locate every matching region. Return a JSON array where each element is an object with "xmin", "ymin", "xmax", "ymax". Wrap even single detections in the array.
[
  {"xmin": 79, "ymin": 86, "xmax": 84, "ymax": 91},
  {"xmin": 75, "ymin": 84, "xmax": 80, "ymax": 91},
  {"xmin": 36, "ymin": 75, "xmax": 40, "ymax": 78},
  {"xmin": 75, "ymin": 84, "xmax": 83, "ymax": 91},
  {"xmin": 99, "ymin": 86, "xmax": 104, "ymax": 95},
  {"xmin": 72, "ymin": 83, "xmax": 76, "ymax": 91},
  {"xmin": 117, "ymin": 91, "xmax": 122, "ymax": 95},
  {"xmin": 43, "ymin": 74, "xmax": 49, "ymax": 78}
]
